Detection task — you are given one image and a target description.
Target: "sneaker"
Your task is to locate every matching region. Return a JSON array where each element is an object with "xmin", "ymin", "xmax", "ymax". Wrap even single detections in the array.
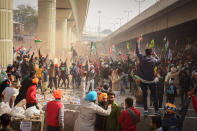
[{"xmin": 144, "ymin": 110, "xmax": 149, "ymax": 116}]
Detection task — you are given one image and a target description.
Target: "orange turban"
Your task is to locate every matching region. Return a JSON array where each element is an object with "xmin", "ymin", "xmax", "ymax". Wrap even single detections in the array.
[
  {"xmin": 55, "ymin": 64, "xmax": 59, "ymax": 67},
  {"xmin": 136, "ymin": 79, "xmax": 141, "ymax": 85},
  {"xmin": 99, "ymin": 93, "xmax": 107, "ymax": 102},
  {"xmin": 53, "ymin": 90, "xmax": 62, "ymax": 99},
  {"xmin": 32, "ymin": 78, "xmax": 39, "ymax": 85}
]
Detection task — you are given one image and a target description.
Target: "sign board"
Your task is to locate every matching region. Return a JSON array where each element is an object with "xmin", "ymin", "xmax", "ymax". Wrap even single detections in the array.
[{"xmin": 20, "ymin": 121, "xmax": 32, "ymax": 131}]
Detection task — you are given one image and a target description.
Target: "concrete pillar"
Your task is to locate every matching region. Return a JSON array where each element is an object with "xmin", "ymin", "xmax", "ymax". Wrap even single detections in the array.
[
  {"xmin": 56, "ymin": 18, "xmax": 67, "ymax": 59},
  {"xmin": 0, "ymin": 0, "xmax": 13, "ymax": 69},
  {"xmin": 38, "ymin": 0, "xmax": 56, "ymax": 58},
  {"xmin": 67, "ymin": 27, "xmax": 72, "ymax": 45}
]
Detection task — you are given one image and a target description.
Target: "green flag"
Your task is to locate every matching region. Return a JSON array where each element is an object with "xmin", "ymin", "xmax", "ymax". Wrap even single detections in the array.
[
  {"xmin": 69, "ymin": 46, "xmax": 73, "ymax": 52},
  {"xmin": 90, "ymin": 41, "xmax": 96, "ymax": 51},
  {"xmin": 34, "ymin": 37, "xmax": 42, "ymax": 43},
  {"xmin": 126, "ymin": 41, "xmax": 130, "ymax": 51},
  {"xmin": 149, "ymin": 39, "xmax": 154, "ymax": 48}
]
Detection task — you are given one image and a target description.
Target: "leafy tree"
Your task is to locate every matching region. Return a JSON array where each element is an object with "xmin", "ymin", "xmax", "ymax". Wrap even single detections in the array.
[{"xmin": 14, "ymin": 5, "xmax": 38, "ymax": 35}]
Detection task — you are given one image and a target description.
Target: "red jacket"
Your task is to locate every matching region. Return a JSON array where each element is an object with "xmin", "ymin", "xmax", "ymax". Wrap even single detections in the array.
[
  {"xmin": 118, "ymin": 107, "xmax": 140, "ymax": 131},
  {"xmin": 192, "ymin": 96, "xmax": 197, "ymax": 113},
  {"xmin": 26, "ymin": 85, "xmax": 37, "ymax": 104},
  {"xmin": 47, "ymin": 100, "xmax": 63, "ymax": 127}
]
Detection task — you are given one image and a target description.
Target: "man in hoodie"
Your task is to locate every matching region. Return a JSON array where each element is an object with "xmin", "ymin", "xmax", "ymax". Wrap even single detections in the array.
[{"xmin": 136, "ymin": 35, "xmax": 161, "ymax": 115}]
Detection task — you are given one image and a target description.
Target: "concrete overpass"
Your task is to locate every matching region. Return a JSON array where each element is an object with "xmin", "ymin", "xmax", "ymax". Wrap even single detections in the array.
[
  {"xmin": 99, "ymin": 0, "xmax": 197, "ymax": 52},
  {"xmin": 38, "ymin": 0, "xmax": 90, "ymax": 59},
  {"xmin": 0, "ymin": 0, "xmax": 90, "ymax": 68}
]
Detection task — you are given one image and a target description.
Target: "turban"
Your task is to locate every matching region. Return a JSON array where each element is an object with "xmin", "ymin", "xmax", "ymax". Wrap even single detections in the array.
[
  {"xmin": 86, "ymin": 91, "xmax": 97, "ymax": 101},
  {"xmin": 53, "ymin": 90, "xmax": 62, "ymax": 99},
  {"xmin": 99, "ymin": 93, "xmax": 108, "ymax": 102}
]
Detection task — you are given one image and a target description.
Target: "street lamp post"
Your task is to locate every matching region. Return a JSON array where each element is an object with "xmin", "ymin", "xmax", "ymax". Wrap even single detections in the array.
[
  {"xmin": 116, "ymin": 18, "xmax": 124, "ymax": 27},
  {"xmin": 98, "ymin": 10, "xmax": 102, "ymax": 33},
  {"xmin": 124, "ymin": 10, "xmax": 132, "ymax": 22},
  {"xmin": 134, "ymin": 0, "xmax": 146, "ymax": 14},
  {"xmin": 98, "ymin": 10, "xmax": 102, "ymax": 39}
]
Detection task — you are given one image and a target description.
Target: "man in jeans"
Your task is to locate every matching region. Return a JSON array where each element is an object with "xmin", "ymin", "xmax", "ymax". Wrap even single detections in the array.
[{"xmin": 136, "ymin": 36, "xmax": 161, "ymax": 116}]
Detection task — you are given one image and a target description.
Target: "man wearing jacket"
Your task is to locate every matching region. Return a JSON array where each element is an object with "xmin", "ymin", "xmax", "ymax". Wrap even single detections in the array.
[
  {"xmin": 136, "ymin": 36, "xmax": 160, "ymax": 115},
  {"xmin": 118, "ymin": 97, "xmax": 140, "ymax": 131},
  {"xmin": 43, "ymin": 90, "xmax": 64, "ymax": 131},
  {"xmin": 105, "ymin": 92, "xmax": 121, "ymax": 131}
]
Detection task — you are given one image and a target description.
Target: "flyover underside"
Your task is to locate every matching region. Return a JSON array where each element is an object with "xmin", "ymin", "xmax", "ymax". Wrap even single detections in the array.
[
  {"xmin": 115, "ymin": 18, "xmax": 197, "ymax": 53},
  {"xmin": 109, "ymin": 0, "xmax": 197, "ymax": 45}
]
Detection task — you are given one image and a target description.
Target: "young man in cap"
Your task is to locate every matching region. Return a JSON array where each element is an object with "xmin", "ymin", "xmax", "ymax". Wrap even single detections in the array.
[
  {"xmin": 162, "ymin": 103, "xmax": 181, "ymax": 131},
  {"xmin": 42, "ymin": 90, "xmax": 64, "ymax": 131}
]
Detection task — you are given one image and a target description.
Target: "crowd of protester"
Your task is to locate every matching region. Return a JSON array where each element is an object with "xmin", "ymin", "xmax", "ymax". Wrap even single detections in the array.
[{"xmin": 0, "ymin": 35, "xmax": 197, "ymax": 131}]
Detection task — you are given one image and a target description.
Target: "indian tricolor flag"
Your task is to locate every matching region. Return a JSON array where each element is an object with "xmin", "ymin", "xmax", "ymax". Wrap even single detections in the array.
[{"xmin": 34, "ymin": 37, "xmax": 42, "ymax": 43}]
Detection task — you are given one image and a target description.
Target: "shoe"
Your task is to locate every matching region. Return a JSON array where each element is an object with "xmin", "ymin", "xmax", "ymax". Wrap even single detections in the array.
[{"xmin": 144, "ymin": 110, "xmax": 149, "ymax": 116}]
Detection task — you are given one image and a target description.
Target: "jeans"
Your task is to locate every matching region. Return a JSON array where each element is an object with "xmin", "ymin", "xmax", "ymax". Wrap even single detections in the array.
[
  {"xmin": 48, "ymin": 77, "xmax": 57, "ymax": 90},
  {"xmin": 86, "ymin": 79, "xmax": 94, "ymax": 92},
  {"xmin": 120, "ymin": 80, "xmax": 126, "ymax": 95},
  {"xmin": 58, "ymin": 76, "xmax": 67, "ymax": 87},
  {"xmin": 72, "ymin": 75, "xmax": 79, "ymax": 88},
  {"xmin": 26, "ymin": 103, "xmax": 39, "ymax": 109},
  {"xmin": 141, "ymin": 82, "xmax": 159, "ymax": 111},
  {"xmin": 37, "ymin": 78, "xmax": 42, "ymax": 92},
  {"xmin": 47, "ymin": 125, "xmax": 61, "ymax": 131},
  {"xmin": 180, "ymin": 87, "xmax": 188, "ymax": 106}
]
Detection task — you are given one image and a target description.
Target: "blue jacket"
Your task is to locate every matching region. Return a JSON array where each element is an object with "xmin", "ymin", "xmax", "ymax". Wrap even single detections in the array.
[{"xmin": 136, "ymin": 42, "xmax": 160, "ymax": 81}]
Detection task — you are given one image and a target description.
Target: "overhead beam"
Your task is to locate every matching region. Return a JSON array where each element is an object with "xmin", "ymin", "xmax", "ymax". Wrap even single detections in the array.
[{"xmin": 56, "ymin": 8, "xmax": 72, "ymax": 10}]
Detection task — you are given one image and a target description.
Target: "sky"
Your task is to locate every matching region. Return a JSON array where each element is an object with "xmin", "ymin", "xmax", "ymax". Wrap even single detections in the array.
[
  {"xmin": 85, "ymin": 0, "xmax": 158, "ymax": 32},
  {"xmin": 14, "ymin": 0, "xmax": 158, "ymax": 32}
]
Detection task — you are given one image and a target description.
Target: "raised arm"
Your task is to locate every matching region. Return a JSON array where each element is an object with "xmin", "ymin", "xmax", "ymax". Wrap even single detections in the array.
[
  {"xmin": 95, "ymin": 105, "xmax": 111, "ymax": 116},
  {"xmin": 136, "ymin": 36, "xmax": 143, "ymax": 61},
  {"xmin": 80, "ymin": 87, "xmax": 86, "ymax": 103}
]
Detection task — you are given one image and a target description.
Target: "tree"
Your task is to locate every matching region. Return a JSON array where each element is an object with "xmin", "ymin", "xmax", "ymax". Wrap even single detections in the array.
[{"xmin": 14, "ymin": 5, "xmax": 38, "ymax": 35}]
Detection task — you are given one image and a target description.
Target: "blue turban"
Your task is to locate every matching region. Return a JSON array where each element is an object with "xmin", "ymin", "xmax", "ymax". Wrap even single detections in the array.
[{"xmin": 86, "ymin": 91, "xmax": 97, "ymax": 101}]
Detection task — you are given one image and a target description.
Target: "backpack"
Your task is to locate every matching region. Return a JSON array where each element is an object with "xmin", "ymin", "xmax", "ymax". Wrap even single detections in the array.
[
  {"xmin": 166, "ymin": 85, "xmax": 175, "ymax": 95},
  {"xmin": 127, "ymin": 108, "xmax": 140, "ymax": 123}
]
